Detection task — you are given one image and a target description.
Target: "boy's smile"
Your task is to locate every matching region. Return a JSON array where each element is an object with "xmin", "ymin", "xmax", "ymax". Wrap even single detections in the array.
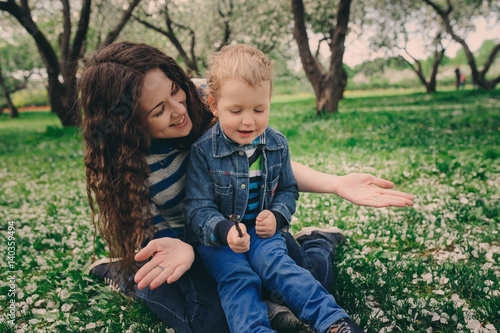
[{"xmin": 210, "ymin": 79, "xmax": 271, "ymax": 145}]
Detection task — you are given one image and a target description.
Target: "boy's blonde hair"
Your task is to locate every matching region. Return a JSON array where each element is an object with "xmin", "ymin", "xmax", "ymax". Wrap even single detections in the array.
[{"xmin": 207, "ymin": 44, "xmax": 273, "ymax": 102}]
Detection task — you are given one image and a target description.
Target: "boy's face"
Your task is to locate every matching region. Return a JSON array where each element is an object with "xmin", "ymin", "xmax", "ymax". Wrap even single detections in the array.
[{"xmin": 209, "ymin": 79, "xmax": 271, "ymax": 145}]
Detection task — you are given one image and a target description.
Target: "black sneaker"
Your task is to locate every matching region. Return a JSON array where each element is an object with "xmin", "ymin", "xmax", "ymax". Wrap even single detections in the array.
[
  {"xmin": 328, "ymin": 317, "xmax": 365, "ymax": 333},
  {"xmin": 265, "ymin": 301, "xmax": 313, "ymax": 333},
  {"xmin": 88, "ymin": 258, "xmax": 123, "ymax": 292},
  {"xmin": 295, "ymin": 226, "xmax": 345, "ymax": 250}
]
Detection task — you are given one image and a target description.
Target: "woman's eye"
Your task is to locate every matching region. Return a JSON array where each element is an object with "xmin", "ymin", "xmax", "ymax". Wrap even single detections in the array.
[
  {"xmin": 154, "ymin": 105, "xmax": 165, "ymax": 117},
  {"xmin": 230, "ymin": 110, "xmax": 241, "ymax": 113},
  {"xmin": 254, "ymin": 110, "xmax": 264, "ymax": 113},
  {"xmin": 171, "ymin": 82, "xmax": 179, "ymax": 95}
]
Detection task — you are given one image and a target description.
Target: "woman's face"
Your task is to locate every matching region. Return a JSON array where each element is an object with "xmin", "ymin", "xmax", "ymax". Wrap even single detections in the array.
[{"xmin": 139, "ymin": 68, "xmax": 193, "ymax": 139}]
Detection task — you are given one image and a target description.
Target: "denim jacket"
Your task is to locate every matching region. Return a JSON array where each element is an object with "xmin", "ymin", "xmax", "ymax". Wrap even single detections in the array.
[{"xmin": 185, "ymin": 122, "xmax": 299, "ymax": 246}]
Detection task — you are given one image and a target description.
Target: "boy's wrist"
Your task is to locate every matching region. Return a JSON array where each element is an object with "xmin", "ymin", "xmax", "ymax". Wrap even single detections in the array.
[
  {"xmin": 214, "ymin": 219, "xmax": 234, "ymax": 246},
  {"xmin": 270, "ymin": 210, "xmax": 287, "ymax": 231}
]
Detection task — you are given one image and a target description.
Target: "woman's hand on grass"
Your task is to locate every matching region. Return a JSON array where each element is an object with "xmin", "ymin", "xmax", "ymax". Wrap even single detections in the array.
[
  {"xmin": 134, "ymin": 237, "xmax": 195, "ymax": 289},
  {"xmin": 335, "ymin": 173, "xmax": 414, "ymax": 208}
]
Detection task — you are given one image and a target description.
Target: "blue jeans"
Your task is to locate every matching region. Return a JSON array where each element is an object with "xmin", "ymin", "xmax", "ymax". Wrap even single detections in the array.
[
  {"xmin": 134, "ymin": 254, "xmax": 230, "ymax": 333},
  {"xmin": 124, "ymin": 231, "xmax": 337, "ymax": 333},
  {"xmin": 198, "ymin": 227, "xmax": 348, "ymax": 333},
  {"xmin": 285, "ymin": 232, "xmax": 336, "ymax": 294}
]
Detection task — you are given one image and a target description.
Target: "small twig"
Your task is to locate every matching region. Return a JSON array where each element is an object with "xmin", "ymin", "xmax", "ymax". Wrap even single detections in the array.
[{"xmin": 228, "ymin": 214, "xmax": 243, "ymax": 238}]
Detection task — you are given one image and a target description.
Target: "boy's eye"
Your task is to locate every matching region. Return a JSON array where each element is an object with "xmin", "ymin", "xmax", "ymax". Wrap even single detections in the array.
[
  {"xmin": 254, "ymin": 109, "xmax": 264, "ymax": 113},
  {"xmin": 230, "ymin": 110, "xmax": 241, "ymax": 113}
]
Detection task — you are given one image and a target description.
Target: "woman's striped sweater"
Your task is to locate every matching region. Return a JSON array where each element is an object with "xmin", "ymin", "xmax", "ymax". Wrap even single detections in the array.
[{"xmin": 145, "ymin": 139, "xmax": 188, "ymax": 241}]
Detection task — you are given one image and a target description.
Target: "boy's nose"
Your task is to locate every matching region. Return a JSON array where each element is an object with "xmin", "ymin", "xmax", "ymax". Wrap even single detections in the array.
[{"xmin": 242, "ymin": 114, "xmax": 253, "ymax": 125}]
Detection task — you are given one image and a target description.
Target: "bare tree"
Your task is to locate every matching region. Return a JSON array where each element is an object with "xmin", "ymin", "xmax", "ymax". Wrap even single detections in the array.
[
  {"xmin": 134, "ymin": 0, "xmax": 202, "ymax": 77},
  {"xmin": 0, "ymin": 67, "xmax": 32, "ymax": 118},
  {"xmin": 400, "ymin": 33, "xmax": 446, "ymax": 93},
  {"xmin": 134, "ymin": 0, "xmax": 236, "ymax": 77},
  {"xmin": 0, "ymin": 69, "xmax": 18, "ymax": 118},
  {"xmin": 214, "ymin": 0, "xmax": 234, "ymax": 51},
  {"xmin": 0, "ymin": 0, "xmax": 142, "ymax": 126},
  {"xmin": 291, "ymin": 0, "xmax": 351, "ymax": 115},
  {"xmin": 422, "ymin": 0, "xmax": 500, "ymax": 90}
]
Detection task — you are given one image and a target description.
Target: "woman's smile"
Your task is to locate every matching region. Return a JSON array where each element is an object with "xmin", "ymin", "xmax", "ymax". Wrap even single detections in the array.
[{"xmin": 171, "ymin": 114, "xmax": 187, "ymax": 127}]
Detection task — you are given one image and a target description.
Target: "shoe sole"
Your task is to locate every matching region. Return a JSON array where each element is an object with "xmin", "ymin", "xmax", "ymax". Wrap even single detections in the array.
[
  {"xmin": 88, "ymin": 257, "xmax": 122, "ymax": 275},
  {"xmin": 295, "ymin": 226, "xmax": 344, "ymax": 239}
]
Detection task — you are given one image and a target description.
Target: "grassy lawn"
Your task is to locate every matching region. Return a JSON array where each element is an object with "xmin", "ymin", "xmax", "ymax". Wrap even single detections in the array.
[{"xmin": 0, "ymin": 89, "xmax": 499, "ymax": 332}]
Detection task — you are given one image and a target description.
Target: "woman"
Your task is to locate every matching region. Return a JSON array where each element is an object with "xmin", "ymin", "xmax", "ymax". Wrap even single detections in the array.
[{"xmin": 79, "ymin": 42, "xmax": 413, "ymax": 333}]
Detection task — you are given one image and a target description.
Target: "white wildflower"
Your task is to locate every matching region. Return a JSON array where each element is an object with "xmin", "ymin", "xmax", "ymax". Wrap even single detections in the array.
[{"xmin": 466, "ymin": 319, "xmax": 481, "ymax": 330}]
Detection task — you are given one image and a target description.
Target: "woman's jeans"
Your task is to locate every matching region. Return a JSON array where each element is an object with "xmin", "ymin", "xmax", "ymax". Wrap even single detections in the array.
[
  {"xmin": 197, "ymin": 227, "xmax": 348, "ymax": 333},
  {"xmin": 134, "ymin": 254, "xmax": 229, "ymax": 333},
  {"xmin": 131, "ymin": 230, "xmax": 339, "ymax": 333}
]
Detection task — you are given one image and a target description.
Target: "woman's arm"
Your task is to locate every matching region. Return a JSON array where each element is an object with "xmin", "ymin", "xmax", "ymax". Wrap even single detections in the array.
[{"xmin": 291, "ymin": 161, "xmax": 414, "ymax": 208}]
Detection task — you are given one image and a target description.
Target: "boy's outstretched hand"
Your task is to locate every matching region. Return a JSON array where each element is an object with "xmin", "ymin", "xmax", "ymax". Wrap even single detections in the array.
[
  {"xmin": 255, "ymin": 210, "xmax": 276, "ymax": 238},
  {"xmin": 228, "ymin": 223, "xmax": 250, "ymax": 253}
]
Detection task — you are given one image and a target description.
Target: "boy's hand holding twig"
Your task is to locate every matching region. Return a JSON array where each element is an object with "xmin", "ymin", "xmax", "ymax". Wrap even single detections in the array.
[
  {"xmin": 255, "ymin": 209, "xmax": 276, "ymax": 238},
  {"xmin": 227, "ymin": 224, "xmax": 250, "ymax": 253}
]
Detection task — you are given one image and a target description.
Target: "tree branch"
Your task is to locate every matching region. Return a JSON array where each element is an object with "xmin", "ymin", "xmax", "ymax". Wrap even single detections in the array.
[
  {"xmin": 11, "ymin": 71, "xmax": 32, "ymax": 93},
  {"xmin": 134, "ymin": 13, "xmax": 200, "ymax": 76},
  {"xmin": 0, "ymin": 0, "xmax": 60, "ymax": 76},
  {"xmin": 101, "ymin": 0, "xmax": 142, "ymax": 47},
  {"xmin": 60, "ymin": 0, "xmax": 71, "ymax": 78},
  {"xmin": 215, "ymin": 0, "xmax": 233, "ymax": 51},
  {"xmin": 134, "ymin": 15, "xmax": 172, "ymax": 37},
  {"xmin": 315, "ymin": 36, "xmax": 328, "ymax": 60},
  {"xmin": 291, "ymin": 0, "xmax": 325, "ymax": 82},
  {"xmin": 70, "ymin": 0, "xmax": 91, "ymax": 63},
  {"xmin": 329, "ymin": 0, "xmax": 352, "ymax": 71},
  {"xmin": 421, "ymin": 0, "xmax": 445, "ymax": 17},
  {"xmin": 479, "ymin": 42, "xmax": 500, "ymax": 77}
]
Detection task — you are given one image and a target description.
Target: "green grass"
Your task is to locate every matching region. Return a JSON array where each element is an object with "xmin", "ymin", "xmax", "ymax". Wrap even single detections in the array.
[{"xmin": 1, "ymin": 88, "xmax": 499, "ymax": 332}]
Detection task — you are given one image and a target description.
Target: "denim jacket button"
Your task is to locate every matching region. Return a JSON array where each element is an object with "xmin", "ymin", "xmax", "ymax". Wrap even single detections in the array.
[
  {"xmin": 241, "ymin": 184, "xmax": 246, "ymax": 189},
  {"xmin": 236, "ymin": 215, "xmax": 241, "ymax": 219},
  {"xmin": 239, "ymin": 151, "xmax": 244, "ymax": 156},
  {"xmin": 261, "ymin": 184, "xmax": 264, "ymax": 189},
  {"xmin": 282, "ymin": 227, "xmax": 287, "ymax": 232}
]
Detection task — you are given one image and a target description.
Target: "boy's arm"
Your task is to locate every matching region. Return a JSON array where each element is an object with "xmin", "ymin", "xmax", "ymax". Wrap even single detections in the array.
[
  {"xmin": 184, "ymin": 145, "xmax": 228, "ymax": 246},
  {"xmin": 267, "ymin": 136, "xmax": 299, "ymax": 227}
]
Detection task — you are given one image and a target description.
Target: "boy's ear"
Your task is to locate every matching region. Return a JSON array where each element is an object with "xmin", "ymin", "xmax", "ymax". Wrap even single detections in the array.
[{"xmin": 208, "ymin": 95, "xmax": 218, "ymax": 117}]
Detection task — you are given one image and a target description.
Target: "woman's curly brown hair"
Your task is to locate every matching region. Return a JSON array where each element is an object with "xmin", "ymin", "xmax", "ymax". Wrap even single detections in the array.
[{"xmin": 78, "ymin": 42, "xmax": 214, "ymax": 289}]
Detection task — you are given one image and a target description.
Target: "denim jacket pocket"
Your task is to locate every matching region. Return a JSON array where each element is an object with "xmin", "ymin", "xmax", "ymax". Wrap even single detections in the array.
[
  {"xmin": 264, "ymin": 175, "xmax": 279, "ymax": 206},
  {"xmin": 214, "ymin": 183, "xmax": 233, "ymax": 216}
]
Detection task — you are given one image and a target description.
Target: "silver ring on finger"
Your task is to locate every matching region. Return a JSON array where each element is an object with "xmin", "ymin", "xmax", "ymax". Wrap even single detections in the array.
[{"xmin": 155, "ymin": 265, "xmax": 164, "ymax": 271}]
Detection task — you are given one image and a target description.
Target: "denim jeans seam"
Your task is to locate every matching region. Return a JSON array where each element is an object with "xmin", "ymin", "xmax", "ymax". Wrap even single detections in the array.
[
  {"xmin": 135, "ymin": 287, "xmax": 198, "ymax": 325},
  {"xmin": 135, "ymin": 293, "xmax": 185, "ymax": 323}
]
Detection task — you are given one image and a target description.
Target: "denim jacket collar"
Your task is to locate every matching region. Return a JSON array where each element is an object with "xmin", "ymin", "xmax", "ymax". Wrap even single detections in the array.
[{"xmin": 211, "ymin": 122, "xmax": 283, "ymax": 158}]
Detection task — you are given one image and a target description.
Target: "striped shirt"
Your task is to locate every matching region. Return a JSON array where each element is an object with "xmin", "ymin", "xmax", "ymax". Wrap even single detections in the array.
[
  {"xmin": 241, "ymin": 145, "xmax": 262, "ymax": 224},
  {"xmin": 145, "ymin": 139, "xmax": 188, "ymax": 241}
]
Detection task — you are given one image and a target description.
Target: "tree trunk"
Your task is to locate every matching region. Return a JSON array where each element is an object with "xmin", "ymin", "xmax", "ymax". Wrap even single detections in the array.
[
  {"xmin": 292, "ymin": 0, "xmax": 351, "ymax": 115},
  {"xmin": 0, "ymin": 68, "xmax": 19, "ymax": 118},
  {"xmin": 0, "ymin": 0, "xmax": 140, "ymax": 127},
  {"xmin": 401, "ymin": 37, "xmax": 444, "ymax": 94},
  {"xmin": 421, "ymin": 0, "xmax": 498, "ymax": 90}
]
